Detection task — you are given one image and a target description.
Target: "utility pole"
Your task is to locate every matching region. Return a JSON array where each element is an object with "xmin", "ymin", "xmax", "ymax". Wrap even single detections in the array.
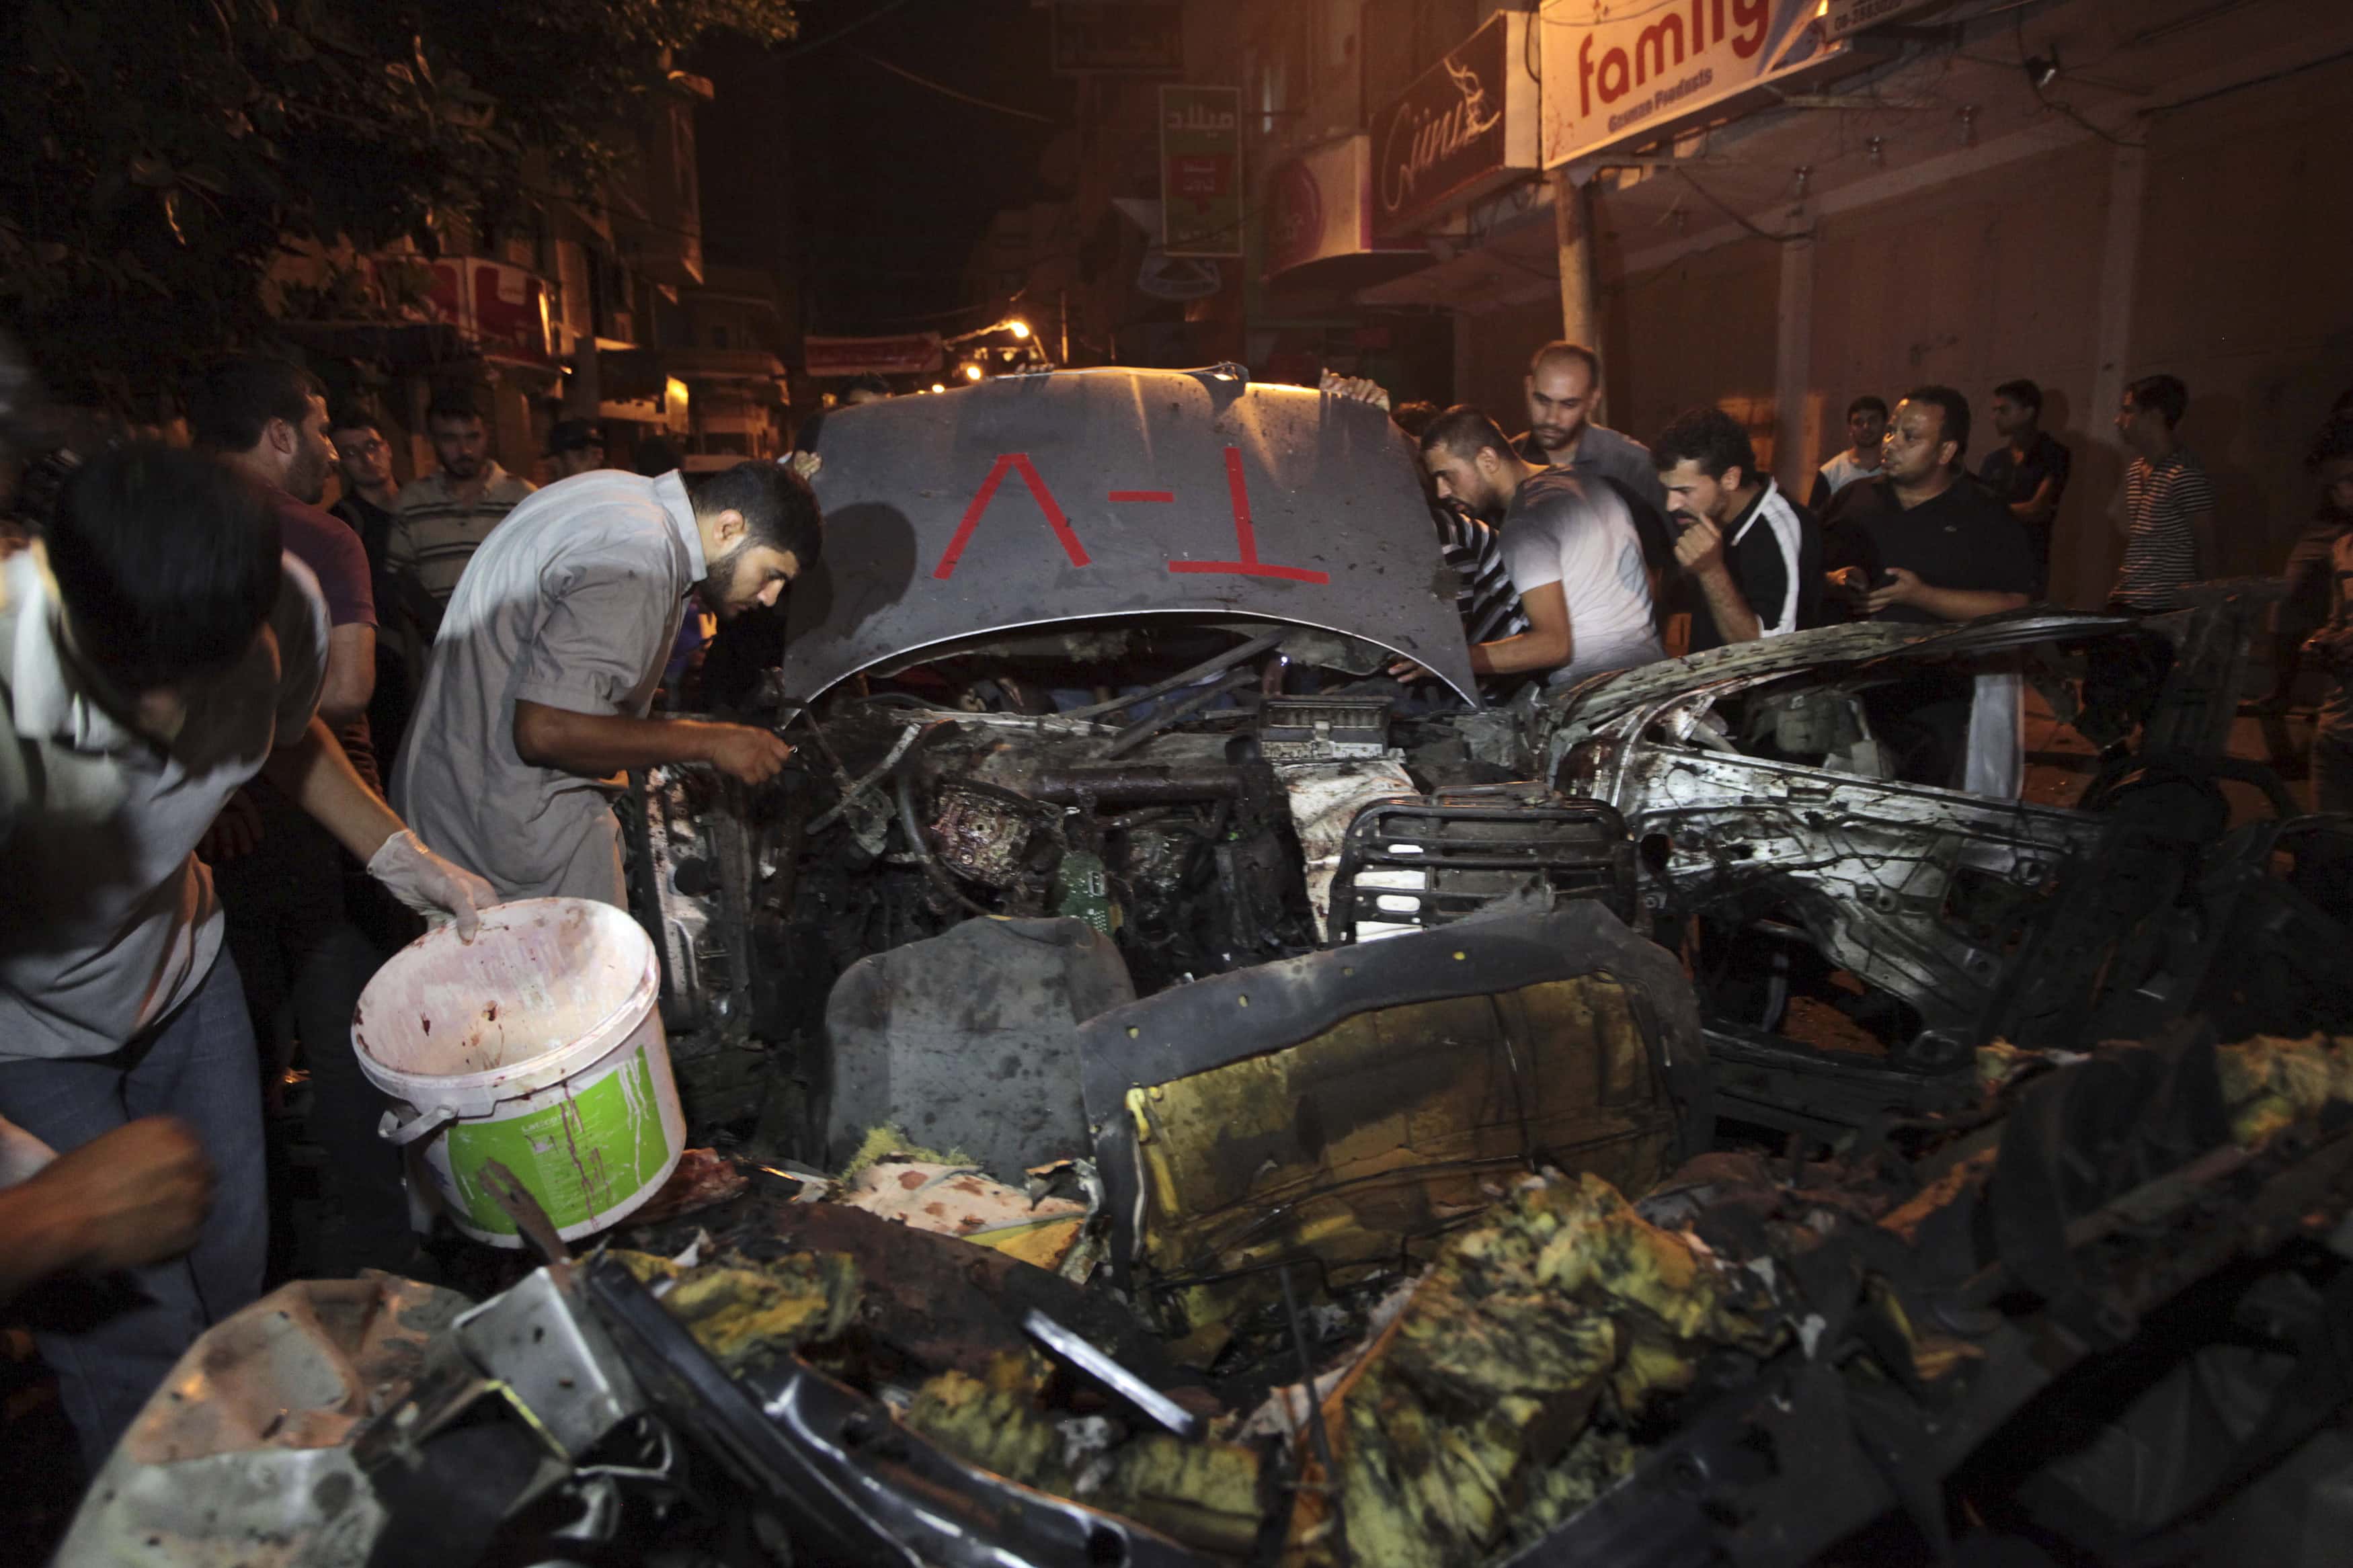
[
  {"xmin": 1550, "ymin": 167, "xmax": 1605, "ymax": 422},
  {"xmin": 1773, "ymin": 238, "xmax": 1816, "ymax": 497}
]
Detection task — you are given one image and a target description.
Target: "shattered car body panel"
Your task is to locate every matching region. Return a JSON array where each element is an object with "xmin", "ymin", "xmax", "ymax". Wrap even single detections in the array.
[
  {"xmin": 1078, "ymin": 907, "xmax": 1712, "ymax": 1333},
  {"xmin": 56, "ymin": 1276, "xmax": 472, "ymax": 1566},
  {"xmin": 1593, "ymin": 741, "xmax": 2110, "ymax": 1055},
  {"xmin": 70, "ymin": 1030, "xmax": 2353, "ymax": 1568},
  {"xmin": 1521, "ymin": 610, "xmax": 2353, "ymax": 1128},
  {"xmin": 782, "ymin": 366, "xmax": 1480, "ymax": 705}
]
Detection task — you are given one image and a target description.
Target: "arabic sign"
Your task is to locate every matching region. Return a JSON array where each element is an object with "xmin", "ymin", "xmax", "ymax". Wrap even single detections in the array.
[
  {"xmin": 781, "ymin": 367, "xmax": 1478, "ymax": 704},
  {"xmin": 1051, "ymin": 1, "xmax": 1184, "ymax": 75},
  {"xmin": 1368, "ymin": 11, "xmax": 1540, "ymax": 237},
  {"xmin": 805, "ymin": 333, "xmax": 943, "ymax": 378},
  {"xmin": 1538, "ymin": 0, "xmax": 1837, "ymax": 168},
  {"xmin": 1261, "ymin": 135, "xmax": 1425, "ymax": 282},
  {"xmin": 1159, "ymin": 85, "xmax": 1243, "ymax": 258},
  {"xmin": 424, "ymin": 257, "xmax": 552, "ymax": 367},
  {"xmin": 1823, "ymin": 0, "xmax": 1943, "ymax": 38}
]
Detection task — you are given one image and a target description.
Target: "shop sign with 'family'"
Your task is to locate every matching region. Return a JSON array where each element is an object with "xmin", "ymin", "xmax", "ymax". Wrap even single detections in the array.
[{"xmin": 1537, "ymin": 0, "xmax": 1842, "ymax": 168}]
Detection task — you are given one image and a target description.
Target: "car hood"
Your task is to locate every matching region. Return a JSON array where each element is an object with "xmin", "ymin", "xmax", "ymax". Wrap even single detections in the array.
[{"xmin": 779, "ymin": 366, "xmax": 1480, "ymax": 703}]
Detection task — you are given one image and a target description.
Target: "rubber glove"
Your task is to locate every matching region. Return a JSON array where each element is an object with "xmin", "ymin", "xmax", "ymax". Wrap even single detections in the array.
[{"xmin": 367, "ymin": 829, "xmax": 495, "ymax": 941}]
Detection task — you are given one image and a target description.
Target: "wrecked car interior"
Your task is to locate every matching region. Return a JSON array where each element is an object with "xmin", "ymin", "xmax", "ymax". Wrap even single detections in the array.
[{"xmin": 59, "ymin": 369, "xmax": 2353, "ymax": 1567}]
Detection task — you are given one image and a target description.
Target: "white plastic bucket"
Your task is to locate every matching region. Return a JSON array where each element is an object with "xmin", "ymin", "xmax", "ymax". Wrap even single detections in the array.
[{"xmin": 353, "ymin": 899, "xmax": 685, "ymax": 1247}]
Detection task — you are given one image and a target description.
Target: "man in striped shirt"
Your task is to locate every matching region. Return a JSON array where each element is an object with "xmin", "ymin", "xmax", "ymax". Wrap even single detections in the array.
[
  {"xmin": 388, "ymin": 392, "xmax": 535, "ymax": 612},
  {"xmin": 2108, "ymin": 374, "xmax": 2216, "ymax": 612},
  {"xmin": 1652, "ymin": 407, "xmax": 1822, "ymax": 651},
  {"xmin": 1433, "ymin": 495, "xmax": 1528, "ymax": 648}
]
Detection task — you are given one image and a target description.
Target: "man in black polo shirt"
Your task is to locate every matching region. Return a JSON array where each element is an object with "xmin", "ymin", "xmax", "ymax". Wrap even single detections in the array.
[
  {"xmin": 1979, "ymin": 378, "xmax": 2071, "ymax": 587},
  {"xmin": 1652, "ymin": 407, "xmax": 1822, "ymax": 652},
  {"xmin": 1825, "ymin": 386, "xmax": 2038, "ymax": 789}
]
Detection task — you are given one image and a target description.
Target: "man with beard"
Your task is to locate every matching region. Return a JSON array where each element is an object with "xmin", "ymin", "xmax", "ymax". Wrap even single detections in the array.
[
  {"xmin": 1512, "ymin": 342, "xmax": 1663, "ymax": 505},
  {"xmin": 1652, "ymin": 407, "xmax": 1822, "ymax": 651},
  {"xmin": 1407, "ymin": 406, "xmax": 1660, "ymax": 689},
  {"xmin": 392, "ymin": 461, "xmax": 819, "ymax": 907},
  {"xmin": 388, "ymin": 391, "xmax": 534, "ymax": 612},
  {"xmin": 198, "ymin": 358, "xmax": 420, "ymax": 1276},
  {"xmin": 1513, "ymin": 341, "xmax": 1673, "ymax": 601},
  {"xmin": 204, "ymin": 361, "xmax": 375, "ymax": 751}
]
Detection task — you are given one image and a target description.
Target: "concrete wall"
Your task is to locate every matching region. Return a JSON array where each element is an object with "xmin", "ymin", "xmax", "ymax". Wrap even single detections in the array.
[
  {"xmin": 2129, "ymin": 52, "xmax": 2353, "ymax": 583},
  {"xmin": 1351, "ymin": 0, "xmax": 2353, "ymax": 616},
  {"xmin": 1800, "ymin": 140, "xmax": 2115, "ymax": 602},
  {"xmin": 1457, "ymin": 295, "xmax": 1566, "ymax": 436},
  {"xmin": 1562, "ymin": 50, "xmax": 2353, "ymax": 607},
  {"xmin": 1605, "ymin": 235, "xmax": 1782, "ymax": 464}
]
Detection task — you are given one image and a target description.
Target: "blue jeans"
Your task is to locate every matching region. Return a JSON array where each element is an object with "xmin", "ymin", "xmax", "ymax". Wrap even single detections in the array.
[
  {"xmin": 0, "ymin": 950, "xmax": 266, "ymax": 1472},
  {"xmin": 215, "ymin": 790, "xmax": 411, "ymax": 1276}
]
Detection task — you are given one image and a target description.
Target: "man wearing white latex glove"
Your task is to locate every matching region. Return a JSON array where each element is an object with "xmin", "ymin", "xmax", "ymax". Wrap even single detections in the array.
[
  {"xmin": 368, "ymin": 829, "xmax": 495, "ymax": 937},
  {"xmin": 0, "ymin": 445, "xmax": 484, "ymax": 1470}
]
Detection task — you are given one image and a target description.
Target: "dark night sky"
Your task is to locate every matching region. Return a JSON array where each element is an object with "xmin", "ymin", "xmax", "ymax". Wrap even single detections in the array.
[{"xmin": 694, "ymin": 0, "xmax": 1077, "ymax": 336}]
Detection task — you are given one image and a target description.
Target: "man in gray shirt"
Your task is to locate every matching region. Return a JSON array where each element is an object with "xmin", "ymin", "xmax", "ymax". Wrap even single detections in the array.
[
  {"xmin": 395, "ymin": 461, "xmax": 820, "ymax": 909},
  {"xmin": 0, "ymin": 446, "xmax": 489, "ymax": 1467},
  {"xmin": 1512, "ymin": 341, "xmax": 1673, "ymax": 589},
  {"xmin": 1513, "ymin": 340, "xmax": 1669, "ymax": 513}
]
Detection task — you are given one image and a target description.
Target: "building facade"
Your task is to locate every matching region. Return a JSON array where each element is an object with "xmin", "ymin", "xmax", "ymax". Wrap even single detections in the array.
[{"xmin": 984, "ymin": 0, "xmax": 2352, "ymax": 609}]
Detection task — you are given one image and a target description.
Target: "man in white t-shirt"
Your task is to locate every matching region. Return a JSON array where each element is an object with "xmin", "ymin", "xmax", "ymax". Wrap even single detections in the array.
[
  {"xmin": 1807, "ymin": 395, "xmax": 1888, "ymax": 513},
  {"xmin": 0, "ymin": 444, "xmax": 489, "ymax": 1468},
  {"xmin": 1402, "ymin": 406, "xmax": 1662, "ymax": 688}
]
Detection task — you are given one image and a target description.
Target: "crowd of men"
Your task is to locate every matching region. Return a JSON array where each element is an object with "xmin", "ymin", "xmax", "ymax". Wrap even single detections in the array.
[
  {"xmin": 0, "ymin": 330, "xmax": 2344, "ymax": 1490},
  {"xmin": 1369, "ymin": 341, "xmax": 2325, "ymax": 800},
  {"xmin": 0, "ymin": 356, "xmax": 815, "ymax": 1475}
]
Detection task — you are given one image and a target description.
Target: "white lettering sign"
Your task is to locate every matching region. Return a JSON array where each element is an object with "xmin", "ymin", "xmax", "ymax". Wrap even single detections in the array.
[{"xmin": 1540, "ymin": 0, "xmax": 1835, "ymax": 168}]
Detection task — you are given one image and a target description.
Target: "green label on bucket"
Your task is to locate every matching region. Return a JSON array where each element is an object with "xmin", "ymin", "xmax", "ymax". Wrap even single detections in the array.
[{"xmin": 442, "ymin": 1050, "xmax": 672, "ymax": 1235}]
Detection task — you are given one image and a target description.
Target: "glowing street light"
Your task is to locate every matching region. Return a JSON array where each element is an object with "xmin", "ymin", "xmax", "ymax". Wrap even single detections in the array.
[
  {"xmin": 1008, "ymin": 319, "xmax": 1033, "ymax": 339},
  {"xmin": 962, "ymin": 363, "xmax": 984, "ymax": 382}
]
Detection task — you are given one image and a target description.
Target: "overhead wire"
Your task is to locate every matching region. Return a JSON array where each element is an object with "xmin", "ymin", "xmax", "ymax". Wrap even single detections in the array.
[
  {"xmin": 1671, "ymin": 167, "xmax": 1812, "ymax": 243},
  {"xmin": 852, "ymin": 48, "xmax": 1058, "ymax": 124},
  {"xmin": 777, "ymin": 0, "xmax": 930, "ymax": 60}
]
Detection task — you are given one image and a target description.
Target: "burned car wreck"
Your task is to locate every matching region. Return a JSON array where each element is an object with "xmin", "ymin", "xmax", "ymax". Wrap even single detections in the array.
[
  {"xmin": 58, "ymin": 370, "xmax": 2353, "ymax": 1566},
  {"xmin": 60, "ymin": 1004, "xmax": 2353, "ymax": 1568},
  {"xmin": 637, "ymin": 368, "xmax": 2353, "ymax": 1159}
]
